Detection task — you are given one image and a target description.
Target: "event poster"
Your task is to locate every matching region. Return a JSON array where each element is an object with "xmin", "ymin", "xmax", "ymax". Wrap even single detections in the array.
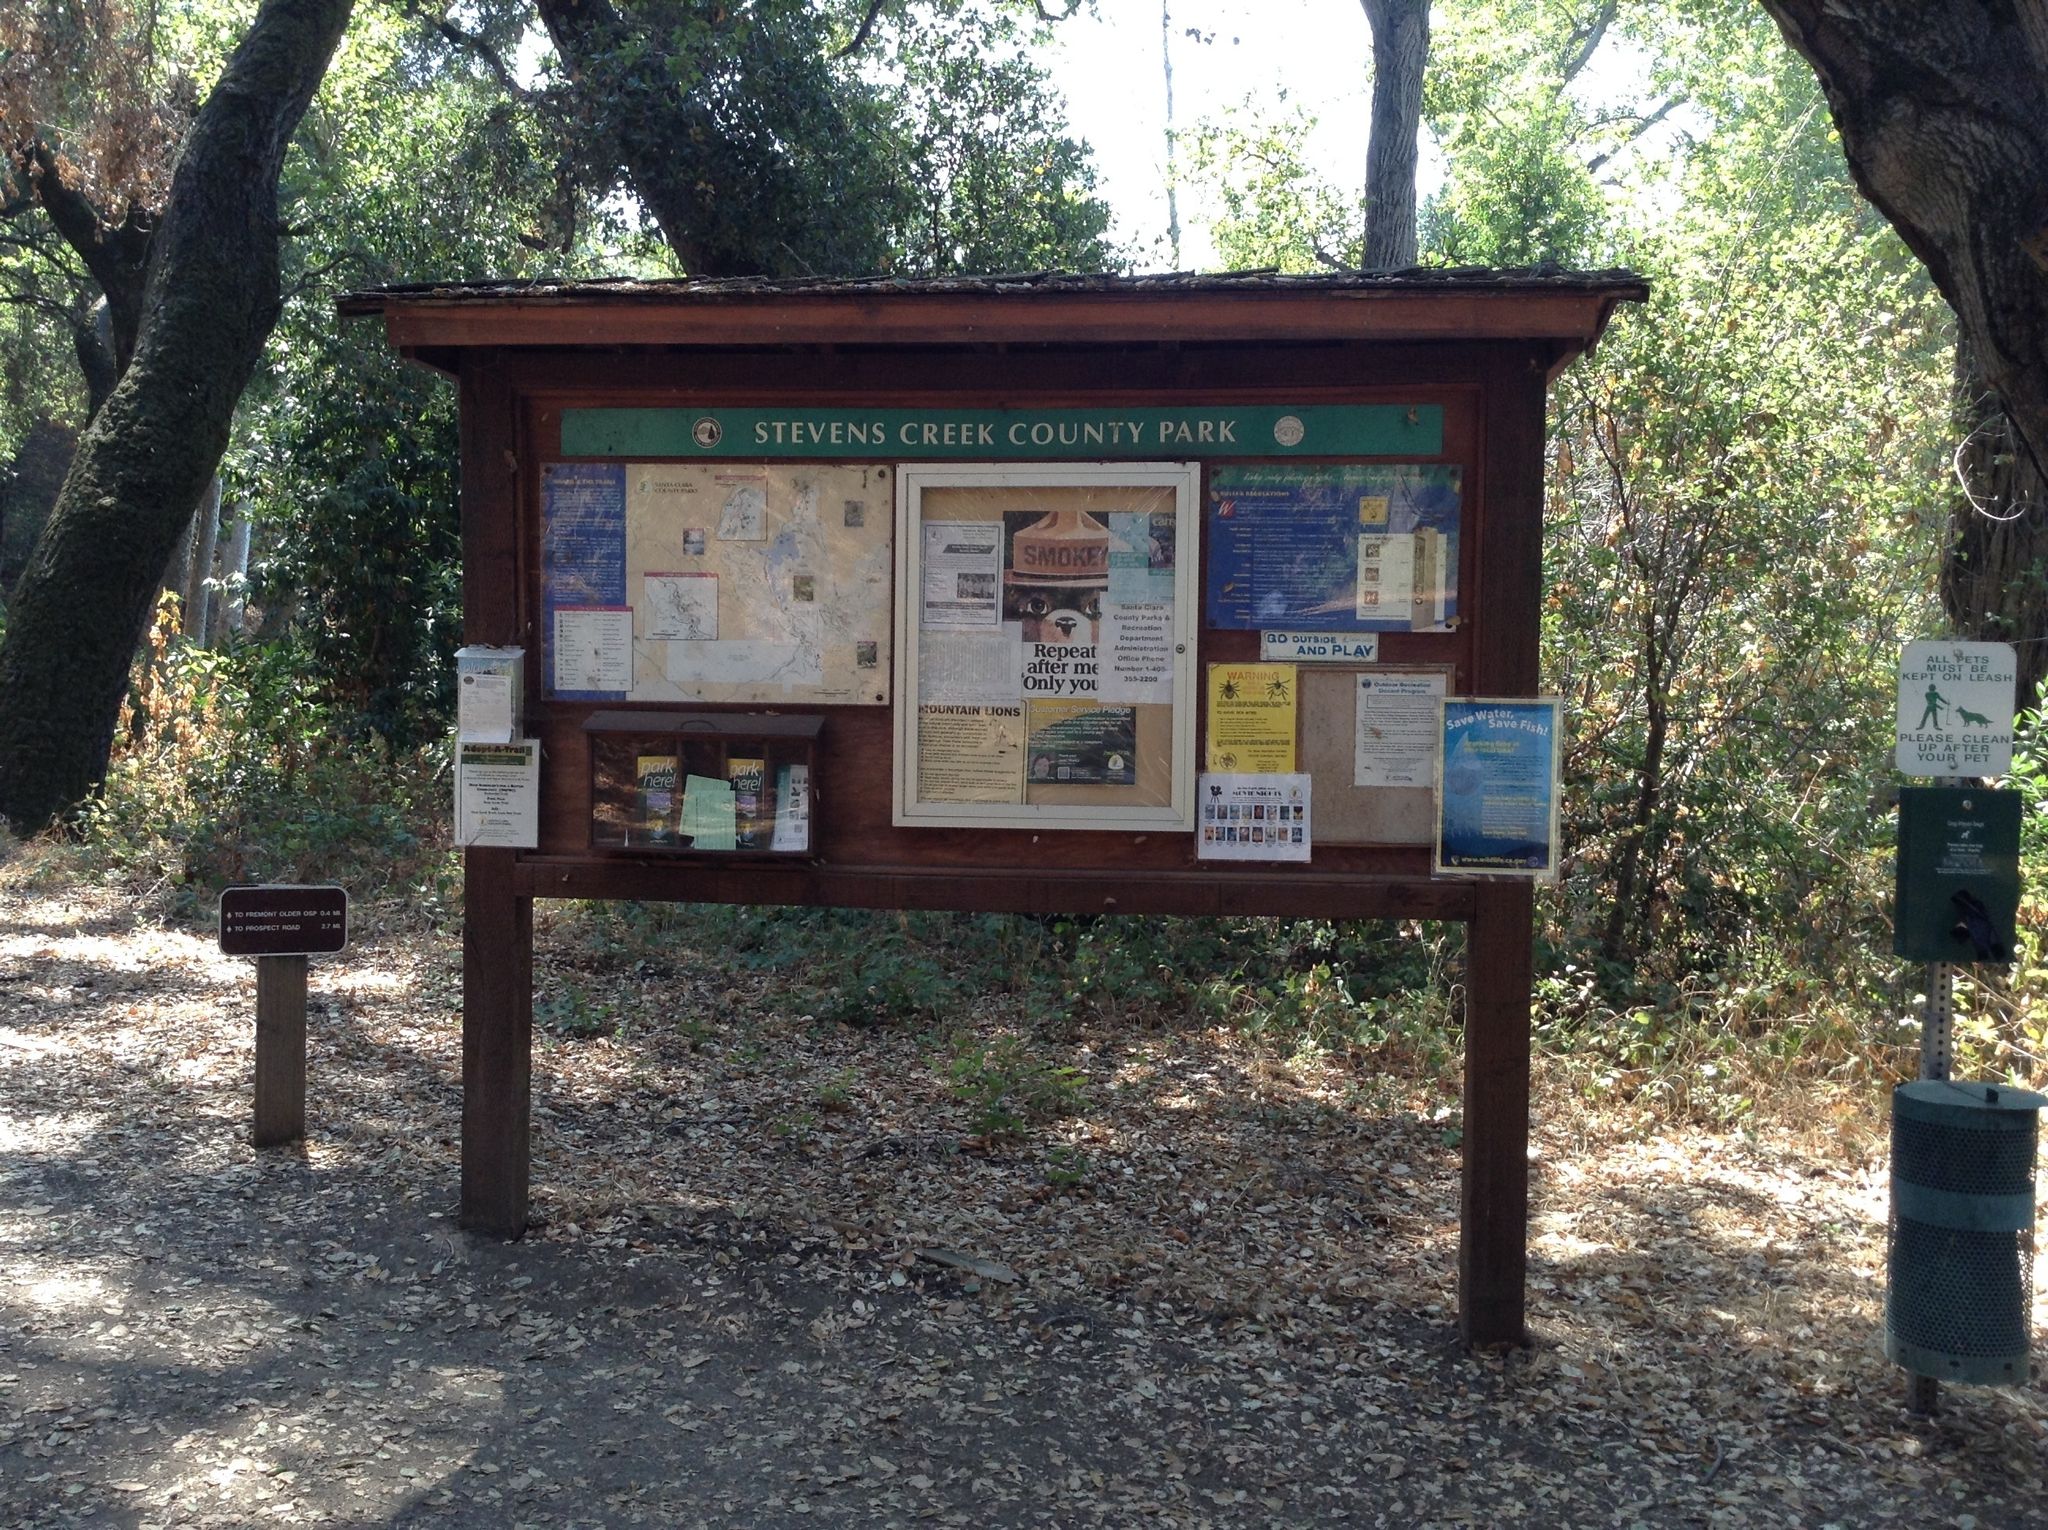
[
  {"xmin": 455, "ymin": 740, "xmax": 540, "ymax": 849},
  {"xmin": 1206, "ymin": 464, "xmax": 1461, "ymax": 632},
  {"xmin": 1435, "ymin": 697, "xmax": 1562, "ymax": 879},
  {"xmin": 1197, "ymin": 773, "xmax": 1311, "ymax": 862}
]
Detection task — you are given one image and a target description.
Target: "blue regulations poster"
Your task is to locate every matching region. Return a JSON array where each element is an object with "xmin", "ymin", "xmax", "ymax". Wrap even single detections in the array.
[
  {"xmin": 541, "ymin": 463, "xmax": 628, "ymax": 699},
  {"xmin": 1435, "ymin": 697, "xmax": 1562, "ymax": 879},
  {"xmin": 1206, "ymin": 464, "xmax": 1462, "ymax": 632}
]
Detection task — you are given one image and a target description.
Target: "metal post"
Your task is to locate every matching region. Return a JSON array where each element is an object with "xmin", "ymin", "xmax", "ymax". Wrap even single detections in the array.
[
  {"xmin": 1905, "ymin": 762, "xmax": 1970, "ymax": 1418},
  {"xmin": 1907, "ymin": 952, "xmax": 1957, "ymax": 1418}
]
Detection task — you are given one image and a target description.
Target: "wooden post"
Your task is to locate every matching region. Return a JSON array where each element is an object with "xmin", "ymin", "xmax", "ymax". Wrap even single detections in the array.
[
  {"xmin": 1456, "ymin": 344, "xmax": 1548, "ymax": 1346},
  {"xmin": 253, "ymin": 953, "xmax": 307, "ymax": 1147},
  {"xmin": 456, "ymin": 355, "xmax": 535, "ymax": 1237},
  {"xmin": 1461, "ymin": 882, "xmax": 1533, "ymax": 1343},
  {"xmin": 461, "ymin": 847, "xmax": 532, "ymax": 1235}
]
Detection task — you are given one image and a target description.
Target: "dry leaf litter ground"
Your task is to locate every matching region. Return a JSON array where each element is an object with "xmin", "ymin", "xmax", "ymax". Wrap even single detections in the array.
[{"xmin": 3, "ymin": 873, "xmax": 2047, "ymax": 1528}]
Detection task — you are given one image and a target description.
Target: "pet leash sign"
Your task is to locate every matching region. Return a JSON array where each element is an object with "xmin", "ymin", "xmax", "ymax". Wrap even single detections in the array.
[{"xmin": 1896, "ymin": 640, "xmax": 2017, "ymax": 778}]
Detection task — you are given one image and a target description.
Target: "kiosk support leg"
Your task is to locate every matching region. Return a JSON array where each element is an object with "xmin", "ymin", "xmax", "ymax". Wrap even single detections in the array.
[
  {"xmin": 461, "ymin": 847, "xmax": 532, "ymax": 1237},
  {"xmin": 1461, "ymin": 882, "xmax": 1534, "ymax": 1346}
]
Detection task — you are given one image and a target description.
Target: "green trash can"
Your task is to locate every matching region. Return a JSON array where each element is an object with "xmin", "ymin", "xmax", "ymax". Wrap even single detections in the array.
[{"xmin": 1887, "ymin": 1079, "xmax": 2047, "ymax": 1385}]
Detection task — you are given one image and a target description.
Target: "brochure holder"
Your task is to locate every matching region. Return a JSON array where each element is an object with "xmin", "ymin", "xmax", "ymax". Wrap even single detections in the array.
[{"xmin": 584, "ymin": 711, "xmax": 821, "ymax": 855}]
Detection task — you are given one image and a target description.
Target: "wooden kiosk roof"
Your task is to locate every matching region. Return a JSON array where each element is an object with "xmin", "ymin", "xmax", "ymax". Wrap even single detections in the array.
[{"xmin": 339, "ymin": 267, "xmax": 1648, "ymax": 368}]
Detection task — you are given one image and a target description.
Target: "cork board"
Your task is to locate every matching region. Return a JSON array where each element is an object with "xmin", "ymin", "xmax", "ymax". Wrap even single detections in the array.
[{"xmin": 1299, "ymin": 666, "xmax": 1449, "ymax": 846}]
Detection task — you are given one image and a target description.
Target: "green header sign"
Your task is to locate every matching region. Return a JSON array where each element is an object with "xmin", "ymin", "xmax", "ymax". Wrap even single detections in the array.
[{"xmin": 561, "ymin": 404, "xmax": 1442, "ymax": 460}]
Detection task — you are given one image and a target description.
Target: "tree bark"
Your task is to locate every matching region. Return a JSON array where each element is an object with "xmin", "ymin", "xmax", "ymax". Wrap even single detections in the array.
[
  {"xmin": 1946, "ymin": 331, "xmax": 2048, "ymax": 710},
  {"xmin": 183, "ymin": 476, "xmax": 222, "ymax": 642},
  {"xmin": 534, "ymin": 0, "xmax": 752, "ymax": 275},
  {"xmin": 0, "ymin": 0, "xmax": 355, "ymax": 832},
  {"xmin": 1758, "ymin": 2, "xmax": 2048, "ymax": 482},
  {"xmin": 1359, "ymin": 0, "xmax": 1430, "ymax": 270}
]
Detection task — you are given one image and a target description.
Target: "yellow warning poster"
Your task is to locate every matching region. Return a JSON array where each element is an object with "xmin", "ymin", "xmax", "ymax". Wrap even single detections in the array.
[{"xmin": 1206, "ymin": 663, "xmax": 1298, "ymax": 771}]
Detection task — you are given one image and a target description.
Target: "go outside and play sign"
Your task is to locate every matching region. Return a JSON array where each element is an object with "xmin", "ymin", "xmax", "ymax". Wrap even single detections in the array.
[{"xmin": 1896, "ymin": 640, "xmax": 2017, "ymax": 778}]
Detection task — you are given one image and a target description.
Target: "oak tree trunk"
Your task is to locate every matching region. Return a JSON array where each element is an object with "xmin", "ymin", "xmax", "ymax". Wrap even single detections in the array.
[
  {"xmin": 1759, "ymin": 2, "xmax": 2048, "ymax": 527},
  {"xmin": 1359, "ymin": 0, "xmax": 1430, "ymax": 271},
  {"xmin": 1947, "ymin": 332, "xmax": 2048, "ymax": 711},
  {"xmin": 0, "ymin": 0, "xmax": 355, "ymax": 832}
]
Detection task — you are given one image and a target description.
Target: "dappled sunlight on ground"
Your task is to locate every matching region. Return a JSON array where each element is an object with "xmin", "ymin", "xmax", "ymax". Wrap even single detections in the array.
[{"xmin": 4, "ymin": 880, "xmax": 2048, "ymax": 1525}]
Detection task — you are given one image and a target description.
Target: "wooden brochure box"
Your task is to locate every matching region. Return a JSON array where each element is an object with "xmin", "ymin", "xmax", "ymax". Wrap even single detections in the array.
[{"xmin": 585, "ymin": 711, "xmax": 822, "ymax": 855}]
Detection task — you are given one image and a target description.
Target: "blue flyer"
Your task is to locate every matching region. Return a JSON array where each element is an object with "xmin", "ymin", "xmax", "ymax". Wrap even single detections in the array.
[
  {"xmin": 541, "ymin": 463, "xmax": 629, "ymax": 699},
  {"xmin": 1206, "ymin": 464, "xmax": 1462, "ymax": 632},
  {"xmin": 1435, "ymin": 698, "xmax": 1562, "ymax": 879}
]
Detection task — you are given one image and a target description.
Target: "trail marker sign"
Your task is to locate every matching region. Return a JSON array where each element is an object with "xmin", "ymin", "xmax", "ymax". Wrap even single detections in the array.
[
  {"xmin": 1896, "ymin": 640, "xmax": 2017, "ymax": 778},
  {"xmin": 219, "ymin": 884, "xmax": 349, "ymax": 956}
]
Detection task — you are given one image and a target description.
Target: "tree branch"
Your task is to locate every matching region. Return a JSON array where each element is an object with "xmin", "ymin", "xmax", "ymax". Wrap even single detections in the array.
[
  {"xmin": 407, "ymin": 3, "xmax": 544, "ymax": 103},
  {"xmin": 1585, "ymin": 97, "xmax": 1680, "ymax": 175},
  {"xmin": 1559, "ymin": 0, "xmax": 1617, "ymax": 87},
  {"xmin": 836, "ymin": 0, "xmax": 891, "ymax": 57}
]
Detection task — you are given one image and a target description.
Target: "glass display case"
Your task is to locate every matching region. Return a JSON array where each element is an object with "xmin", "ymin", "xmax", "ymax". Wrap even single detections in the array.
[{"xmin": 585, "ymin": 711, "xmax": 821, "ymax": 854}]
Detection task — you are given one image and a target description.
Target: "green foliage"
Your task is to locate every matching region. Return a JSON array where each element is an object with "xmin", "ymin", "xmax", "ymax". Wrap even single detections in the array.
[
  {"xmin": 944, "ymin": 1033, "xmax": 1087, "ymax": 1138},
  {"xmin": 81, "ymin": 595, "xmax": 454, "ymax": 908},
  {"xmin": 1184, "ymin": 98, "xmax": 1362, "ymax": 273}
]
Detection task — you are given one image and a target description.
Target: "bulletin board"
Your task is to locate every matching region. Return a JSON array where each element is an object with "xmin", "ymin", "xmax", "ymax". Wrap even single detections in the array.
[
  {"xmin": 893, "ymin": 461, "xmax": 1200, "ymax": 830},
  {"xmin": 1299, "ymin": 665, "xmax": 1450, "ymax": 846}
]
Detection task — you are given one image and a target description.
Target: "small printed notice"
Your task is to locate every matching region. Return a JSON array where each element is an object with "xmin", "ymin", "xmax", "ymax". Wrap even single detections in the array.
[
  {"xmin": 456, "ymin": 740, "xmax": 540, "ymax": 848},
  {"xmin": 681, "ymin": 774, "xmax": 737, "ymax": 851},
  {"xmin": 921, "ymin": 521, "xmax": 1003, "ymax": 629},
  {"xmin": 1262, "ymin": 631, "xmax": 1379, "ymax": 663},
  {"xmin": 553, "ymin": 606, "xmax": 633, "ymax": 694},
  {"xmin": 1354, "ymin": 672, "xmax": 1447, "ymax": 787},
  {"xmin": 643, "ymin": 571, "xmax": 719, "ymax": 640},
  {"xmin": 918, "ymin": 704, "xmax": 1026, "ymax": 803},
  {"xmin": 1027, "ymin": 701, "xmax": 1137, "ymax": 784},
  {"xmin": 455, "ymin": 645, "xmax": 522, "ymax": 743},
  {"xmin": 1206, "ymin": 663, "xmax": 1298, "ymax": 771},
  {"xmin": 1197, "ymin": 773, "xmax": 1311, "ymax": 862},
  {"xmin": 1436, "ymin": 697, "xmax": 1562, "ymax": 879},
  {"xmin": 1354, "ymin": 533, "xmax": 1416, "ymax": 620},
  {"xmin": 919, "ymin": 626, "xmax": 1024, "ymax": 705},
  {"xmin": 771, "ymin": 763, "xmax": 813, "ymax": 852},
  {"xmin": 1098, "ymin": 603, "xmax": 1174, "ymax": 703}
]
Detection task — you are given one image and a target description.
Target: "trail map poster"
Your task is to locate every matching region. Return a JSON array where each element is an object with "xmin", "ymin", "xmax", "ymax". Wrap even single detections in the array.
[
  {"xmin": 1206, "ymin": 464, "xmax": 1462, "ymax": 633},
  {"xmin": 540, "ymin": 462, "xmax": 894, "ymax": 704}
]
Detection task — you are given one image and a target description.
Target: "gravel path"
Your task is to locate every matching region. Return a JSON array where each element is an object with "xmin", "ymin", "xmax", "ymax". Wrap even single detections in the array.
[{"xmin": 3, "ymin": 877, "xmax": 2045, "ymax": 1527}]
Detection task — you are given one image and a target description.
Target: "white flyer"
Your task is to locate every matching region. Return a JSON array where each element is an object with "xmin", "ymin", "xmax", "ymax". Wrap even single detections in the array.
[
  {"xmin": 771, "ymin": 763, "xmax": 812, "ymax": 851},
  {"xmin": 1354, "ymin": 672, "xmax": 1447, "ymax": 787},
  {"xmin": 456, "ymin": 740, "xmax": 540, "ymax": 848},
  {"xmin": 921, "ymin": 520, "xmax": 1003, "ymax": 629},
  {"xmin": 553, "ymin": 606, "xmax": 633, "ymax": 693},
  {"xmin": 1197, "ymin": 772, "xmax": 1311, "ymax": 862}
]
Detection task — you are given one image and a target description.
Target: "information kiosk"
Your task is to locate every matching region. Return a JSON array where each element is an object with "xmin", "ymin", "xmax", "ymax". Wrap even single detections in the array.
[{"xmin": 345, "ymin": 270, "xmax": 1646, "ymax": 1345}]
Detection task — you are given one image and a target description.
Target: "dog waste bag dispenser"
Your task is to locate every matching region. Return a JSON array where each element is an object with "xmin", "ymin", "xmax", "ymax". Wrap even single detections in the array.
[{"xmin": 1887, "ymin": 1080, "xmax": 2047, "ymax": 1385}]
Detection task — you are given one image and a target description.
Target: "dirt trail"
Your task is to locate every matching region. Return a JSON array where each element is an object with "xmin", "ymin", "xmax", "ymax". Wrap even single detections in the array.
[{"xmin": 2, "ymin": 879, "xmax": 2044, "ymax": 1527}]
